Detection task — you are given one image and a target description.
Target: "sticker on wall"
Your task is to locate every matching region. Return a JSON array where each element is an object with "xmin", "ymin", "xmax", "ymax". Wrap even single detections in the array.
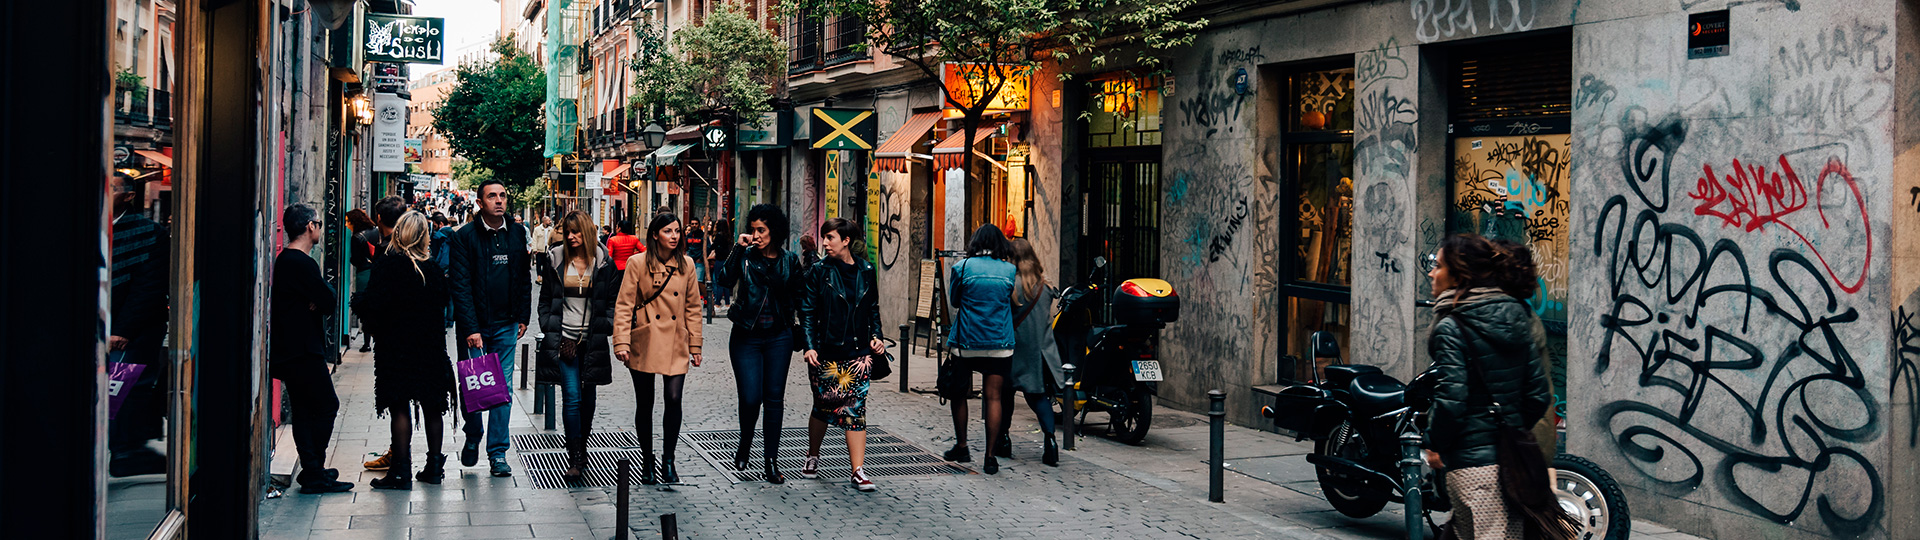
[
  {"xmin": 1471, "ymin": 140, "xmax": 1483, "ymax": 150},
  {"xmin": 1687, "ymin": 10, "xmax": 1729, "ymax": 59}
]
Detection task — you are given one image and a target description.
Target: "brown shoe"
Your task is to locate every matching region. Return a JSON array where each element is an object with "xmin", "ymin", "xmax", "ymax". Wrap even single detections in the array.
[{"xmin": 363, "ymin": 449, "xmax": 395, "ymax": 471}]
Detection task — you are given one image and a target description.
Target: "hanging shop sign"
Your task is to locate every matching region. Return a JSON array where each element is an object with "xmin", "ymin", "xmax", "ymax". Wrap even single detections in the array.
[
  {"xmin": 1686, "ymin": 10, "xmax": 1729, "ymax": 59},
  {"xmin": 701, "ymin": 124, "xmax": 731, "ymax": 150},
  {"xmin": 371, "ymin": 93, "xmax": 408, "ymax": 172},
  {"xmin": 810, "ymin": 108, "xmax": 876, "ymax": 150},
  {"xmin": 365, "ymin": 14, "xmax": 445, "ymax": 64},
  {"xmin": 941, "ymin": 63, "xmax": 1032, "ymax": 118},
  {"xmin": 737, "ymin": 111, "xmax": 791, "ymax": 149},
  {"xmin": 404, "ymin": 138, "xmax": 424, "ymax": 164}
]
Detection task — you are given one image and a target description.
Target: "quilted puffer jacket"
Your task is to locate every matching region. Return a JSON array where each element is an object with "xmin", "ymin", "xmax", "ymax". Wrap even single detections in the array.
[{"xmin": 1424, "ymin": 290, "xmax": 1553, "ymax": 469}]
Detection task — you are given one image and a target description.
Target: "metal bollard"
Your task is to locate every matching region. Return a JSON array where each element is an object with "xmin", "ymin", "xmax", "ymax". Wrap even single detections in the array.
[
  {"xmin": 898, "ymin": 324, "xmax": 911, "ymax": 393},
  {"xmin": 1061, "ymin": 364, "xmax": 1077, "ymax": 451},
  {"xmin": 520, "ymin": 343, "xmax": 530, "ymax": 390},
  {"xmin": 543, "ymin": 384, "xmax": 557, "ymax": 431},
  {"xmin": 661, "ymin": 513, "xmax": 679, "ymax": 540},
  {"xmin": 1208, "ymin": 389, "xmax": 1226, "ymax": 503},
  {"xmin": 1399, "ymin": 421, "xmax": 1426, "ymax": 540},
  {"xmin": 703, "ymin": 281, "xmax": 714, "ymax": 324},
  {"xmin": 616, "ymin": 459, "xmax": 631, "ymax": 540}
]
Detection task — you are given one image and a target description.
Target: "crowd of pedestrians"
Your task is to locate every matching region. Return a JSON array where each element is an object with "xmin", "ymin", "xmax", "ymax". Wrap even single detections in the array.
[{"xmin": 269, "ymin": 186, "xmax": 1079, "ymax": 495}]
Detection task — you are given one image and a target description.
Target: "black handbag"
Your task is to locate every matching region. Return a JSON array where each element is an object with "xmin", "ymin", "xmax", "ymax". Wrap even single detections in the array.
[{"xmin": 867, "ymin": 337, "xmax": 896, "ymax": 380}]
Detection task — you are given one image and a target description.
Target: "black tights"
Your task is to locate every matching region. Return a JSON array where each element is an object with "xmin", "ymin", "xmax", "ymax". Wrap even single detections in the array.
[
  {"xmin": 948, "ymin": 373, "xmax": 1010, "ymax": 453},
  {"xmin": 630, "ymin": 370, "xmax": 686, "ymax": 459},
  {"xmin": 388, "ymin": 404, "xmax": 445, "ymax": 467}
]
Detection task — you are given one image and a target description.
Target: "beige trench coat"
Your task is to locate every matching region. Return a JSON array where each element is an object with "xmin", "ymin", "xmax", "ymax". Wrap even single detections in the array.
[{"xmin": 612, "ymin": 252, "xmax": 704, "ymax": 375}]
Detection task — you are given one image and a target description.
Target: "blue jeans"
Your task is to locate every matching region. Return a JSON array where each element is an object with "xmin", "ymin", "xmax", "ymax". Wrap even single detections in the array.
[
  {"xmin": 731, "ymin": 327, "xmax": 793, "ymax": 459},
  {"xmin": 461, "ymin": 324, "xmax": 517, "ymax": 460},
  {"xmin": 554, "ymin": 350, "xmax": 597, "ymax": 440}
]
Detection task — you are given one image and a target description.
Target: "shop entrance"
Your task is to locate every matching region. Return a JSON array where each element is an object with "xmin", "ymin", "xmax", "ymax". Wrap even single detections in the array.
[{"xmin": 1077, "ymin": 72, "xmax": 1164, "ymax": 318}]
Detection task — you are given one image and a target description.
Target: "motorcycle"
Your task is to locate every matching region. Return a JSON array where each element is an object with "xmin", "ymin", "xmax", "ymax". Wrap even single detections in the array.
[
  {"xmin": 1052, "ymin": 257, "xmax": 1179, "ymax": 445},
  {"xmin": 1262, "ymin": 331, "xmax": 1630, "ymax": 540}
]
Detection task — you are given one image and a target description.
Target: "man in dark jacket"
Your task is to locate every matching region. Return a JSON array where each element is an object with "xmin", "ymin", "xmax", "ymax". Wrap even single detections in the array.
[
  {"xmin": 108, "ymin": 172, "xmax": 170, "ymax": 477},
  {"xmin": 271, "ymin": 204, "xmax": 354, "ymax": 494},
  {"xmin": 447, "ymin": 179, "xmax": 533, "ymax": 476}
]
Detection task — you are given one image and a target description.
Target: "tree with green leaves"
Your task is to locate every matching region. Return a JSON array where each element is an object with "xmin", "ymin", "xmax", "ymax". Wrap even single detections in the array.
[
  {"xmin": 780, "ymin": 0, "xmax": 1204, "ymax": 185},
  {"xmin": 629, "ymin": 4, "xmax": 786, "ymax": 127},
  {"xmin": 450, "ymin": 158, "xmax": 494, "ymax": 191},
  {"xmin": 433, "ymin": 37, "xmax": 547, "ymax": 188}
]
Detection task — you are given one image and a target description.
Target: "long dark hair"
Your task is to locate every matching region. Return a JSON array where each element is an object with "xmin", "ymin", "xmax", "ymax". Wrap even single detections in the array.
[
  {"xmin": 967, "ymin": 224, "xmax": 1012, "ymax": 260},
  {"xmin": 1438, "ymin": 234, "xmax": 1537, "ymax": 299},
  {"xmin": 645, "ymin": 213, "xmax": 686, "ymax": 264}
]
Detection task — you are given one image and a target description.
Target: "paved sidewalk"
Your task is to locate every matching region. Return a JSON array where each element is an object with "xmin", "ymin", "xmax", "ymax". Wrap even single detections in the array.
[{"xmin": 262, "ymin": 309, "xmax": 1704, "ymax": 539}]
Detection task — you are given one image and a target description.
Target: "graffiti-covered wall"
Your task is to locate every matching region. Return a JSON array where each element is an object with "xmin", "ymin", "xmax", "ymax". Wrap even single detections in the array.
[{"xmin": 1566, "ymin": 1, "xmax": 1906, "ymax": 537}]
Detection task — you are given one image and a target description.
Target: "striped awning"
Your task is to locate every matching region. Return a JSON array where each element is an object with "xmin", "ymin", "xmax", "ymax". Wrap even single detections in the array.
[
  {"xmin": 874, "ymin": 112, "xmax": 943, "ymax": 173},
  {"xmin": 931, "ymin": 124, "xmax": 998, "ymax": 170}
]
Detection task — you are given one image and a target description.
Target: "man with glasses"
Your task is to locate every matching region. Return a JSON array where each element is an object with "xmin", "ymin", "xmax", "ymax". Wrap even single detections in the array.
[
  {"xmin": 446, "ymin": 179, "xmax": 533, "ymax": 476},
  {"xmin": 271, "ymin": 204, "xmax": 354, "ymax": 494}
]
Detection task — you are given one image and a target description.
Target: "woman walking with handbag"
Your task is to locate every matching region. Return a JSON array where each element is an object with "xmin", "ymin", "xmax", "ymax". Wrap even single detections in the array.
[
  {"xmin": 1421, "ymin": 234, "xmax": 1576, "ymax": 539},
  {"xmin": 796, "ymin": 218, "xmax": 886, "ymax": 492},
  {"xmin": 613, "ymin": 213, "xmax": 704, "ymax": 485},
  {"xmin": 536, "ymin": 211, "xmax": 620, "ymax": 483},
  {"xmin": 941, "ymin": 225, "xmax": 1019, "ymax": 474},
  {"xmin": 713, "ymin": 204, "xmax": 806, "ymax": 483},
  {"xmin": 1002, "ymin": 238, "xmax": 1065, "ymax": 466},
  {"xmin": 353, "ymin": 211, "xmax": 458, "ymax": 490}
]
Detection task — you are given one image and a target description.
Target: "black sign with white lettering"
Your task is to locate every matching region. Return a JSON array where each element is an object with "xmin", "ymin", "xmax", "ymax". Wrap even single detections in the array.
[
  {"xmin": 365, "ymin": 14, "xmax": 445, "ymax": 64},
  {"xmin": 1687, "ymin": 10, "xmax": 1729, "ymax": 59}
]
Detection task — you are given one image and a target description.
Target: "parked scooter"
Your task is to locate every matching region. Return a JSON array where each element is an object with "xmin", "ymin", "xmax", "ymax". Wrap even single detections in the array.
[
  {"xmin": 1261, "ymin": 331, "xmax": 1630, "ymax": 540},
  {"xmin": 1052, "ymin": 257, "xmax": 1179, "ymax": 445}
]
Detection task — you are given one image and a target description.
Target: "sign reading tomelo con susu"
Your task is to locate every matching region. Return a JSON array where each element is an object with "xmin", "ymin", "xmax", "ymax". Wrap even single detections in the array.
[{"xmin": 365, "ymin": 14, "xmax": 445, "ymax": 64}]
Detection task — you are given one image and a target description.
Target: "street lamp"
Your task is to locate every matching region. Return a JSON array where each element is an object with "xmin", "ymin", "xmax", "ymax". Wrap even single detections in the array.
[
  {"xmin": 642, "ymin": 122, "xmax": 666, "ymax": 148},
  {"xmin": 352, "ymin": 94, "xmax": 373, "ymax": 125}
]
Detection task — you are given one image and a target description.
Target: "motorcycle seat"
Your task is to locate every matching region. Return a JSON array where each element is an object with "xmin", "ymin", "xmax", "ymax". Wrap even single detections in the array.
[
  {"xmin": 1321, "ymin": 364, "xmax": 1380, "ymax": 389},
  {"xmin": 1347, "ymin": 373, "xmax": 1406, "ymax": 415}
]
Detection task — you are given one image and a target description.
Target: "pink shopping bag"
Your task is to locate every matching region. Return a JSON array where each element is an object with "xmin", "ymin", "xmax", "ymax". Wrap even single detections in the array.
[
  {"xmin": 106, "ymin": 359, "xmax": 147, "ymax": 420},
  {"xmin": 457, "ymin": 353, "xmax": 511, "ymax": 413}
]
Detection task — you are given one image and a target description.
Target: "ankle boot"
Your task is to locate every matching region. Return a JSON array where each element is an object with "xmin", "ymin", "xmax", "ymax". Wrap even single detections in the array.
[
  {"xmin": 562, "ymin": 437, "xmax": 587, "ymax": 483},
  {"xmin": 640, "ymin": 452, "xmax": 658, "ymax": 485},
  {"xmin": 370, "ymin": 457, "xmax": 412, "ymax": 490},
  {"xmin": 732, "ymin": 431, "xmax": 754, "ymax": 471},
  {"xmin": 416, "ymin": 453, "xmax": 447, "ymax": 484},
  {"xmin": 764, "ymin": 457, "xmax": 785, "ymax": 484},
  {"xmin": 659, "ymin": 455, "xmax": 680, "ymax": 484},
  {"xmin": 995, "ymin": 434, "xmax": 1013, "ymax": 458},
  {"xmin": 1043, "ymin": 435, "xmax": 1059, "ymax": 467}
]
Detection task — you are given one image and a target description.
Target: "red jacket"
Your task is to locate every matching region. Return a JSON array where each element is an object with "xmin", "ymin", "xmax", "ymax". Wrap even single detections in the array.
[{"xmin": 607, "ymin": 233, "xmax": 644, "ymax": 270}]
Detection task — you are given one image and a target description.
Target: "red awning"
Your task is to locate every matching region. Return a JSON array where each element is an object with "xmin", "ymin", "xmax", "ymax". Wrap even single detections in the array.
[
  {"xmin": 932, "ymin": 124, "xmax": 998, "ymax": 170},
  {"xmin": 603, "ymin": 161, "xmax": 632, "ymax": 180},
  {"xmin": 663, "ymin": 124, "xmax": 703, "ymax": 142},
  {"xmin": 874, "ymin": 112, "xmax": 943, "ymax": 173},
  {"xmin": 134, "ymin": 149, "xmax": 172, "ymax": 168}
]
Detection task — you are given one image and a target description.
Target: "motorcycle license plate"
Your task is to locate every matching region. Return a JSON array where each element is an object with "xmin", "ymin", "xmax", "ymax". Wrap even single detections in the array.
[{"xmin": 1131, "ymin": 360, "xmax": 1164, "ymax": 381}]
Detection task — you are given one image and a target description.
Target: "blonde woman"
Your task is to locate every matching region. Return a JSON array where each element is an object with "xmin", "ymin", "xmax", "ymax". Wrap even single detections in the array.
[
  {"xmin": 613, "ymin": 213, "xmax": 704, "ymax": 484},
  {"xmin": 1004, "ymin": 238, "xmax": 1064, "ymax": 466},
  {"xmin": 352, "ymin": 211, "xmax": 457, "ymax": 490}
]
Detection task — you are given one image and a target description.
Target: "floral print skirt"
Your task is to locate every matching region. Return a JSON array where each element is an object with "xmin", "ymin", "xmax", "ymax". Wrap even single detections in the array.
[{"xmin": 809, "ymin": 356, "xmax": 870, "ymax": 431}]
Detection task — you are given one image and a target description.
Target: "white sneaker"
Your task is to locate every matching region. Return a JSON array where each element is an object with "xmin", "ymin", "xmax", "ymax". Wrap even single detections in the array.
[{"xmin": 851, "ymin": 467, "xmax": 876, "ymax": 492}]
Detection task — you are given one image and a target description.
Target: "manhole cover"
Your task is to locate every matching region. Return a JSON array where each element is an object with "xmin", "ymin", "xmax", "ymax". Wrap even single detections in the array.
[
  {"xmin": 681, "ymin": 427, "xmax": 972, "ymax": 484},
  {"xmin": 520, "ymin": 448, "xmax": 652, "ymax": 489}
]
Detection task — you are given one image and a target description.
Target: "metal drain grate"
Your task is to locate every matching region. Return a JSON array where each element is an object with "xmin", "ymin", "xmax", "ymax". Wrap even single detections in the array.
[
  {"xmin": 511, "ymin": 431, "xmax": 644, "ymax": 451},
  {"xmin": 680, "ymin": 427, "xmax": 972, "ymax": 484},
  {"xmin": 519, "ymin": 448, "xmax": 653, "ymax": 489}
]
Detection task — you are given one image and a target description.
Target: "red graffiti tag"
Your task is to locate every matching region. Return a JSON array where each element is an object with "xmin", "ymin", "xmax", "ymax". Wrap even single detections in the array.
[{"xmin": 1688, "ymin": 155, "xmax": 1870, "ymax": 293}]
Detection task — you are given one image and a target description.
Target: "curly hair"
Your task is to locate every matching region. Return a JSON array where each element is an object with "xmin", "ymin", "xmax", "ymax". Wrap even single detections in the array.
[
  {"xmin": 1438, "ymin": 234, "xmax": 1538, "ymax": 300},
  {"xmin": 745, "ymin": 203, "xmax": 789, "ymax": 251}
]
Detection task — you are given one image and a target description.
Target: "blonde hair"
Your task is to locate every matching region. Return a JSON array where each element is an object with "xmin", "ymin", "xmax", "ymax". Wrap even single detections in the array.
[
  {"xmin": 1009, "ymin": 238, "xmax": 1045, "ymax": 305},
  {"xmin": 386, "ymin": 211, "xmax": 433, "ymax": 279},
  {"xmin": 560, "ymin": 210, "xmax": 599, "ymax": 263}
]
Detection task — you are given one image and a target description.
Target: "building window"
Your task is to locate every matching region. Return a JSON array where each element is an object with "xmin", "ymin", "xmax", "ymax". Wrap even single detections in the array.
[
  {"xmin": 1085, "ymin": 74, "xmax": 1161, "ymax": 148},
  {"xmin": 1277, "ymin": 65, "xmax": 1355, "ymax": 382},
  {"xmin": 786, "ymin": 12, "xmax": 821, "ymax": 71},
  {"xmin": 825, "ymin": 14, "xmax": 865, "ymax": 62}
]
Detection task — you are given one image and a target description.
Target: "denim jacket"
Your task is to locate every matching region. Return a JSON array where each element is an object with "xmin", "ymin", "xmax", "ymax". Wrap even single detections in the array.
[{"xmin": 947, "ymin": 257, "xmax": 1018, "ymax": 350}]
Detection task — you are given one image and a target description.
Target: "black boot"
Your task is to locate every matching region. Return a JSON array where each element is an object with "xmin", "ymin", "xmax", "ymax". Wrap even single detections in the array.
[
  {"xmin": 984, "ymin": 455, "xmax": 1000, "ymax": 475},
  {"xmin": 659, "ymin": 455, "xmax": 680, "ymax": 484},
  {"xmin": 1043, "ymin": 434, "xmax": 1059, "ymax": 467},
  {"xmin": 764, "ymin": 457, "xmax": 785, "ymax": 484},
  {"xmin": 370, "ymin": 456, "xmax": 412, "ymax": 490},
  {"xmin": 944, "ymin": 442, "xmax": 972, "ymax": 463},
  {"xmin": 639, "ymin": 452, "xmax": 658, "ymax": 485},
  {"xmin": 732, "ymin": 431, "xmax": 754, "ymax": 472},
  {"xmin": 562, "ymin": 437, "xmax": 587, "ymax": 483},
  {"xmin": 416, "ymin": 453, "xmax": 447, "ymax": 484},
  {"xmin": 995, "ymin": 434, "xmax": 1013, "ymax": 458}
]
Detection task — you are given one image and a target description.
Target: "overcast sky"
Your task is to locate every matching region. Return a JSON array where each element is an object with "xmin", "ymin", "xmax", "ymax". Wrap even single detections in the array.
[{"xmin": 409, "ymin": 0, "xmax": 499, "ymax": 79}]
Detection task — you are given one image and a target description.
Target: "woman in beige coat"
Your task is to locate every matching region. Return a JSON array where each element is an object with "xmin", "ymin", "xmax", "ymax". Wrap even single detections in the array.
[{"xmin": 613, "ymin": 213, "xmax": 704, "ymax": 484}]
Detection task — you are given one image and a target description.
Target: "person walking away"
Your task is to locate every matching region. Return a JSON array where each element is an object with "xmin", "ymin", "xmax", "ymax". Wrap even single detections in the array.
[
  {"xmin": 270, "ymin": 204, "xmax": 354, "ymax": 494},
  {"xmin": 537, "ymin": 211, "xmax": 621, "ymax": 483},
  {"xmin": 353, "ymin": 212, "xmax": 458, "ymax": 490},
  {"xmin": 108, "ymin": 171, "xmax": 170, "ymax": 477},
  {"xmin": 713, "ymin": 204, "xmax": 804, "ymax": 483},
  {"xmin": 685, "ymin": 220, "xmax": 706, "ymax": 298},
  {"xmin": 797, "ymin": 218, "xmax": 885, "ymax": 491},
  {"xmin": 447, "ymin": 179, "xmax": 533, "ymax": 477},
  {"xmin": 360, "ymin": 196, "xmax": 414, "ymax": 471},
  {"xmin": 1422, "ymin": 234, "xmax": 1575, "ymax": 539},
  {"xmin": 607, "ymin": 220, "xmax": 643, "ymax": 271},
  {"xmin": 942, "ymin": 225, "xmax": 1019, "ymax": 474},
  {"xmin": 346, "ymin": 208, "xmax": 378, "ymax": 352},
  {"xmin": 798, "ymin": 234, "xmax": 821, "ymax": 268},
  {"xmin": 612, "ymin": 213, "xmax": 704, "ymax": 484},
  {"xmin": 707, "ymin": 218, "xmax": 733, "ymax": 306},
  {"xmin": 1004, "ymin": 238, "xmax": 1064, "ymax": 466}
]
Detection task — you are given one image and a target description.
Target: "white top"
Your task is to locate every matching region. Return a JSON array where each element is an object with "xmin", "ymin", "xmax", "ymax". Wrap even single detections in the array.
[{"xmin": 561, "ymin": 263, "xmax": 590, "ymax": 340}]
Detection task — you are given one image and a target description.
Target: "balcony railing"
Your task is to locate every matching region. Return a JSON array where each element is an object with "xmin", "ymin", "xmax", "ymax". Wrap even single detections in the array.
[{"xmin": 114, "ymin": 87, "xmax": 172, "ymax": 129}]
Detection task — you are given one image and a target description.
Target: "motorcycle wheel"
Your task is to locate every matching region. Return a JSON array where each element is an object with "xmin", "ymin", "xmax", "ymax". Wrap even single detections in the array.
[
  {"xmin": 1314, "ymin": 421, "xmax": 1387, "ymax": 518},
  {"xmin": 1108, "ymin": 387, "xmax": 1154, "ymax": 445},
  {"xmin": 1553, "ymin": 454, "xmax": 1631, "ymax": 540}
]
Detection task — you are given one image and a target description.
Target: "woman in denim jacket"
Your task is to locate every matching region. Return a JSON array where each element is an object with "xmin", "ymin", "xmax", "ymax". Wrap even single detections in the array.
[{"xmin": 943, "ymin": 224, "xmax": 1019, "ymax": 474}]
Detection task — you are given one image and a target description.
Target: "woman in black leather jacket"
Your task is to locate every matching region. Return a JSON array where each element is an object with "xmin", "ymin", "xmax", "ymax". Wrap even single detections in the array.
[
  {"xmin": 796, "ymin": 218, "xmax": 885, "ymax": 492},
  {"xmin": 1422, "ymin": 234, "xmax": 1560, "ymax": 539},
  {"xmin": 713, "ymin": 204, "xmax": 806, "ymax": 483}
]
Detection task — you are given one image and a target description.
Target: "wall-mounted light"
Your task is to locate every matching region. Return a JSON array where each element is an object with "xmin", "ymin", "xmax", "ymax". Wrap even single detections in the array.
[{"xmin": 352, "ymin": 94, "xmax": 373, "ymax": 125}]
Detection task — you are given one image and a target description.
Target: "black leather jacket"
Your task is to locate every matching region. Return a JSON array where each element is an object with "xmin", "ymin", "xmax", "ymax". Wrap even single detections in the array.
[
  {"xmin": 713, "ymin": 243, "xmax": 805, "ymax": 332},
  {"xmin": 797, "ymin": 257, "xmax": 882, "ymax": 359},
  {"xmin": 1425, "ymin": 292, "xmax": 1553, "ymax": 469}
]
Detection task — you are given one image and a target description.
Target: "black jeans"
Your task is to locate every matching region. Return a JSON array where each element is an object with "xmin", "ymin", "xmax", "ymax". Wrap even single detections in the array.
[
  {"xmin": 730, "ymin": 327, "xmax": 793, "ymax": 460},
  {"xmin": 274, "ymin": 357, "xmax": 340, "ymax": 477}
]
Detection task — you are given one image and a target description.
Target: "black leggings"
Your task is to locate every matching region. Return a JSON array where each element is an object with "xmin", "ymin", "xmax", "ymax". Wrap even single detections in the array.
[{"xmin": 630, "ymin": 370, "xmax": 687, "ymax": 459}]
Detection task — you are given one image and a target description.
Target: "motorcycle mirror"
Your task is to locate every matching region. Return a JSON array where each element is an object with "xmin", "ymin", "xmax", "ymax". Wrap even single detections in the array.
[
  {"xmin": 1310, "ymin": 331, "xmax": 1341, "ymax": 360},
  {"xmin": 1093, "ymin": 256, "xmax": 1107, "ymax": 268}
]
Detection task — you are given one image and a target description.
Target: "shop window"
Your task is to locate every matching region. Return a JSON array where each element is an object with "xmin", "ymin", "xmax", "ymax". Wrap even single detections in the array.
[
  {"xmin": 1277, "ymin": 65, "xmax": 1355, "ymax": 383},
  {"xmin": 1086, "ymin": 74, "xmax": 1160, "ymax": 148}
]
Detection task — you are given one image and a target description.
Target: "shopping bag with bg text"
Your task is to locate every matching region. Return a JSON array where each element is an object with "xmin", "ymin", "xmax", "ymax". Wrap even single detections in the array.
[{"xmin": 457, "ymin": 353, "xmax": 511, "ymax": 413}]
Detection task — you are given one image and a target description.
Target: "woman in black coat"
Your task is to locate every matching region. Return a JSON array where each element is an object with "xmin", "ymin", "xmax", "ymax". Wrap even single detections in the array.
[
  {"xmin": 536, "ymin": 211, "xmax": 621, "ymax": 482},
  {"xmin": 353, "ymin": 211, "xmax": 457, "ymax": 490}
]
